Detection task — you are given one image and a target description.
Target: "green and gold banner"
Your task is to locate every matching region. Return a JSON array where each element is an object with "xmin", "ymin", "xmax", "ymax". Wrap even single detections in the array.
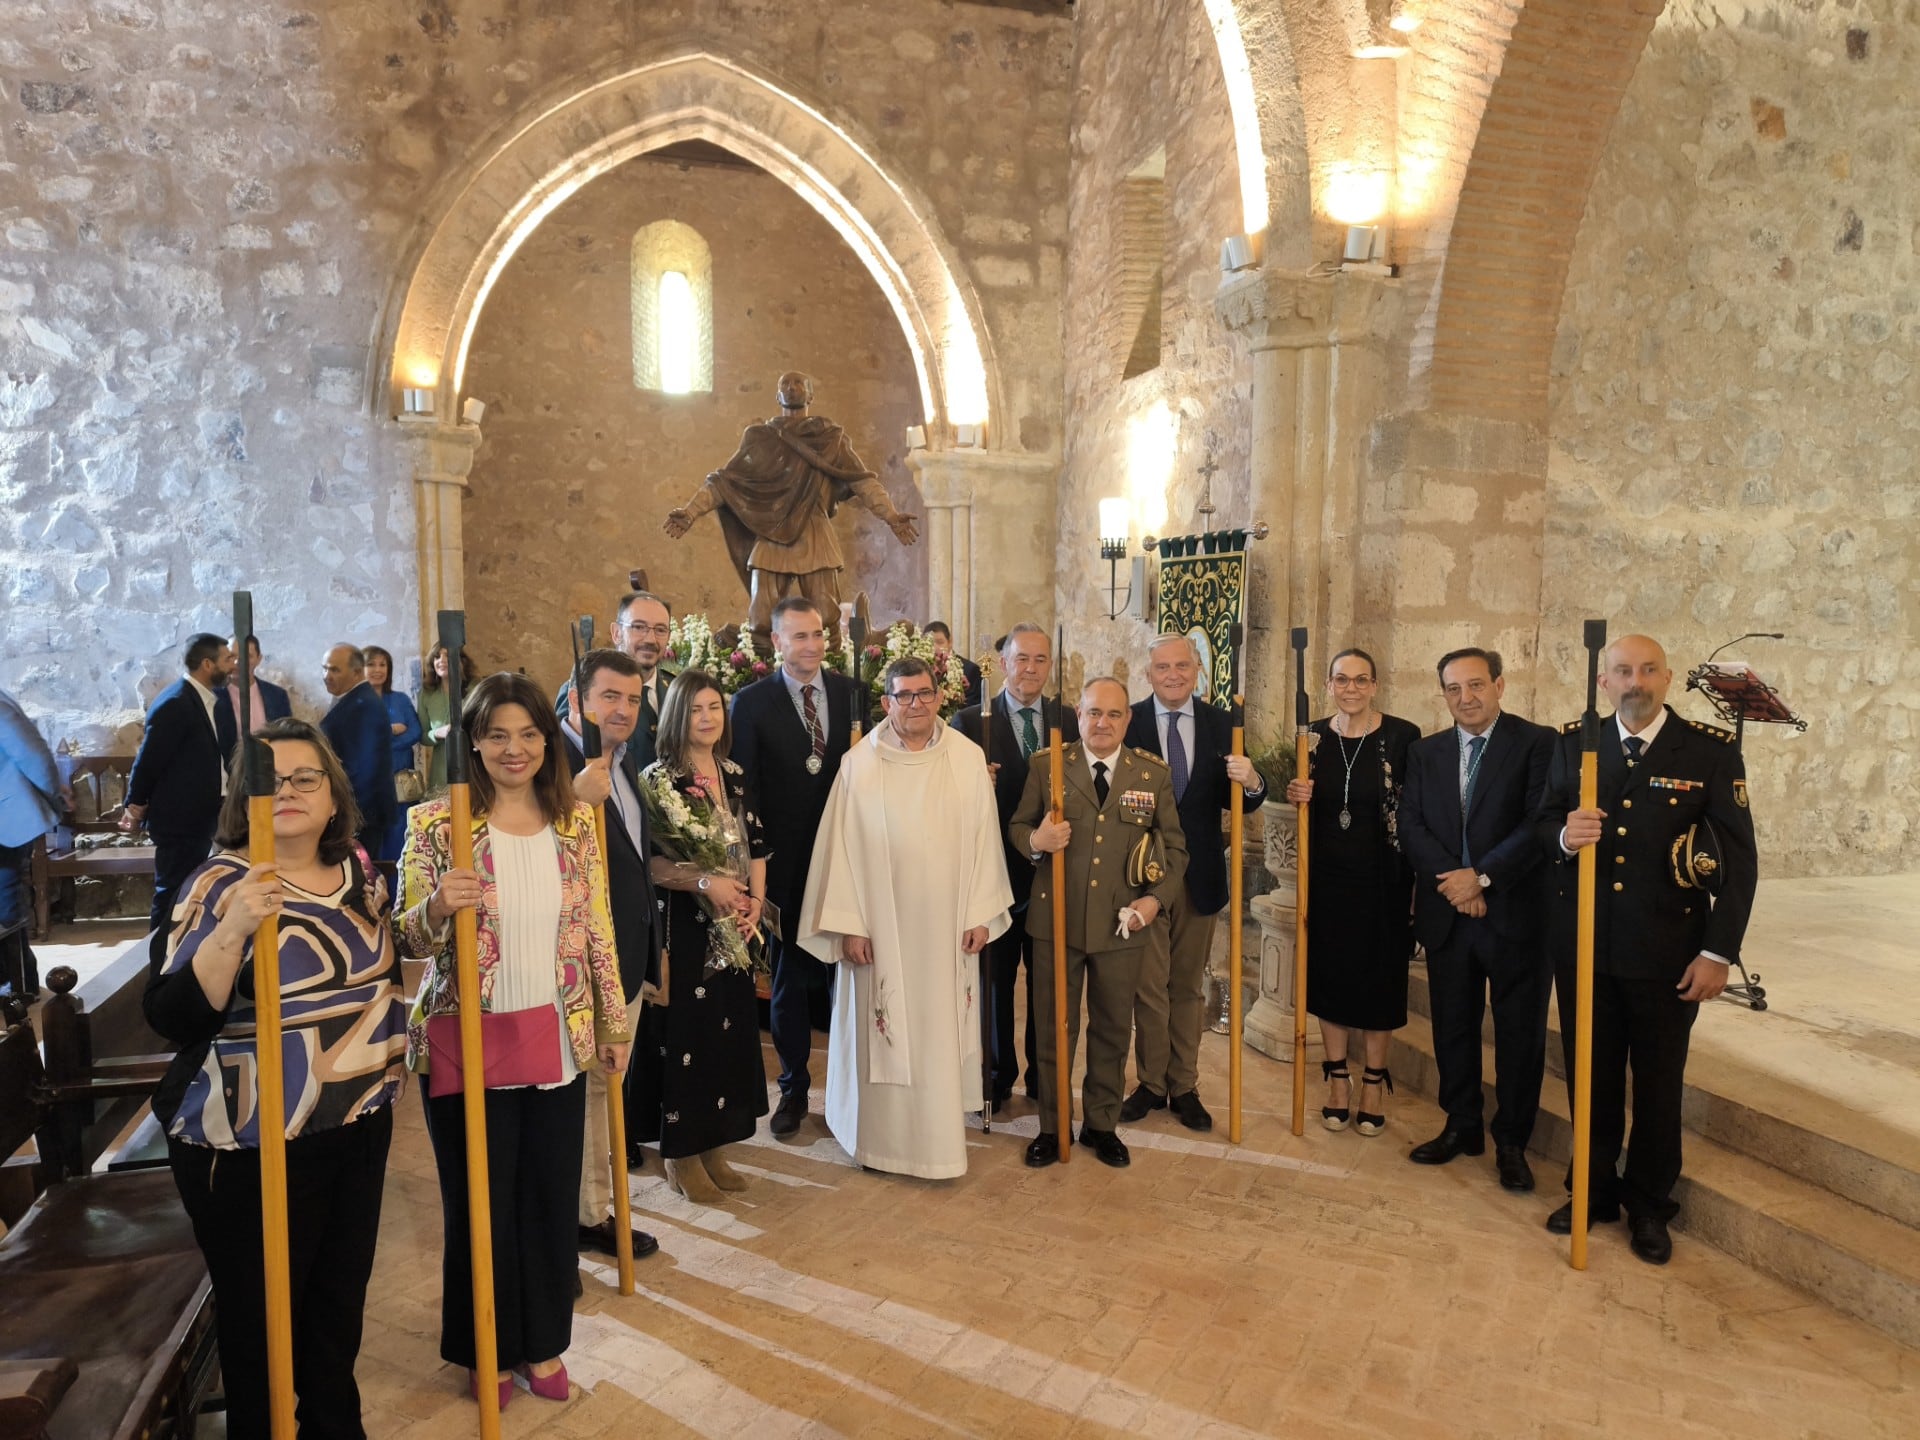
[{"xmin": 1155, "ymin": 542, "xmax": 1247, "ymax": 701}]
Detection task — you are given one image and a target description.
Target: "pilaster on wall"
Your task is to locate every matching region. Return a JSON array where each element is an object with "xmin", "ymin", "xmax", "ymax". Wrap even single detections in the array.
[
  {"xmin": 908, "ymin": 448, "xmax": 1060, "ymax": 654},
  {"xmin": 1217, "ymin": 267, "xmax": 1399, "ymax": 724},
  {"xmin": 401, "ymin": 417, "xmax": 482, "ymax": 647}
]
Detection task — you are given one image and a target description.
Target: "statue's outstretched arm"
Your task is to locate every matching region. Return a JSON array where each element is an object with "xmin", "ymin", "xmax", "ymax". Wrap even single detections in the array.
[
  {"xmin": 847, "ymin": 475, "xmax": 919, "ymax": 546},
  {"xmin": 662, "ymin": 480, "xmax": 719, "ymax": 539}
]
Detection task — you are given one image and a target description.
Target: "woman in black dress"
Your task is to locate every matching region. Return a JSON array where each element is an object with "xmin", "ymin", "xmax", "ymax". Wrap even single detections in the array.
[
  {"xmin": 1284, "ymin": 647, "xmax": 1418, "ymax": 1137},
  {"xmin": 636, "ymin": 671, "xmax": 771, "ymax": 1202}
]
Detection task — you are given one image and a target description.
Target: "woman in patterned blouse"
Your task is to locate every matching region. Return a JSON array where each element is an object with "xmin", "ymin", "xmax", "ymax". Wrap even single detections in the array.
[
  {"xmin": 395, "ymin": 671, "xmax": 629, "ymax": 1409},
  {"xmin": 145, "ymin": 718, "xmax": 407, "ymax": 1440}
]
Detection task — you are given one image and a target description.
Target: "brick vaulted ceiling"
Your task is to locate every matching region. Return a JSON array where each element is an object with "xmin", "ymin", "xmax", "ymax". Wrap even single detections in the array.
[{"xmin": 1428, "ymin": 0, "xmax": 1666, "ymax": 426}]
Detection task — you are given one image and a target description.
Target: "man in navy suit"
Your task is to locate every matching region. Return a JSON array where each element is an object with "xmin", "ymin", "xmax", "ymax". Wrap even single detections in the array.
[
  {"xmin": 729, "ymin": 597, "xmax": 863, "ymax": 1137},
  {"xmin": 925, "ymin": 622, "xmax": 982, "ymax": 707},
  {"xmin": 555, "ymin": 591, "xmax": 672, "ymax": 771},
  {"xmin": 214, "ymin": 634, "xmax": 293, "ymax": 758},
  {"xmin": 318, "ymin": 644, "xmax": 394, "ymax": 855},
  {"xmin": 1118, "ymin": 634, "xmax": 1266, "ymax": 1131},
  {"xmin": 126, "ymin": 633, "xmax": 233, "ymax": 942},
  {"xmin": 559, "ymin": 647, "xmax": 662, "ymax": 1261},
  {"xmin": 953, "ymin": 623, "xmax": 1079, "ymax": 1109},
  {"xmin": 1397, "ymin": 648, "xmax": 1553, "ymax": 1192}
]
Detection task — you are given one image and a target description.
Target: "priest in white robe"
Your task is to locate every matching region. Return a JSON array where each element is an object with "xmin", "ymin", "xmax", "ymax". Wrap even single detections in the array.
[{"xmin": 798, "ymin": 657, "xmax": 1013, "ymax": 1178}]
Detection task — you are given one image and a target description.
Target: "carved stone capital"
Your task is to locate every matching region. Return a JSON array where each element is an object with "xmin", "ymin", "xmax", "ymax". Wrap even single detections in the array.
[
  {"xmin": 1216, "ymin": 267, "xmax": 1400, "ymax": 353},
  {"xmin": 398, "ymin": 415, "xmax": 483, "ymax": 488},
  {"xmin": 906, "ymin": 447, "xmax": 1058, "ymax": 509}
]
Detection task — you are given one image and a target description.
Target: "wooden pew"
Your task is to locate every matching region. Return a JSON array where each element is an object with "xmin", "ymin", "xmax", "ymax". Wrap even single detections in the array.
[{"xmin": 0, "ymin": 1000, "xmax": 217, "ymax": 1440}]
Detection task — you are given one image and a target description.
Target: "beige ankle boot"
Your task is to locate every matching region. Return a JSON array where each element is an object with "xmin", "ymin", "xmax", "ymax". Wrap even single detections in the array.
[
  {"xmin": 701, "ymin": 1146, "xmax": 749, "ymax": 1192},
  {"xmin": 664, "ymin": 1153, "xmax": 724, "ymax": 1204}
]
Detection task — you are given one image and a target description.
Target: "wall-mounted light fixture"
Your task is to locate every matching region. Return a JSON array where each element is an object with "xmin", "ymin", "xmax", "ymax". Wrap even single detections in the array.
[
  {"xmin": 953, "ymin": 422, "xmax": 984, "ymax": 449},
  {"xmin": 1099, "ymin": 497, "xmax": 1135, "ymax": 621},
  {"xmin": 905, "ymin": 424, "xmax": 928, "ymax": 451},
  {"xmin": 461, "ymin": 397, "xmax": 486, "ymax": 426},
  {"xmin": 402, "ymin": 387, "xmax": 436, "ymax": 416}
]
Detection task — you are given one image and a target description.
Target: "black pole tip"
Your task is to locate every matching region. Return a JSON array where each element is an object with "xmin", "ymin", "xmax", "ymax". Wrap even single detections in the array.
[
  {"xmin": 1290, "ymin": 627, "xmax": 1308, "ymax": 650},
  {"xmin": 1583, "ymin": 618, "xmax": 1608, "ymax": 652}
]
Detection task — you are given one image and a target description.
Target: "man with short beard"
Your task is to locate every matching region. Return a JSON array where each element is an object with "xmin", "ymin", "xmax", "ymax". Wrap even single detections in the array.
[
  {"xmin": 556, "ymin": 591, "xmax": 672, "ymax": 770},
  {"xmin": 1538, "ymin": 633, "xmax": 1758, "ymax": 1264}
]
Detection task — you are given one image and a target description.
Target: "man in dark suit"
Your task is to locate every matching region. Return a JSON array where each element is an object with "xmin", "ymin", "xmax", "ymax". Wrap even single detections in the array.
[
  {"xmin": 555, "ymin": 590, "xmax": 672, "ymax": 771},
  {"xmin": 1397, "ymin": 647, "xmax": 1553, "ymax": 1191},
  {"xmin": 214, "ymin": 634, "xmax": 293, "ymax": 758},
  {"xmin": 318, "ymin": 644, "xmax": 394, "ymax": 855},
  {"xmin": 559, "ymin": 647, "xmax": 661, "ymax": 1263},
  {"xmin": 925, "ymin": 621, "xmax": 982, "ymax": 707},
  {"xmin": 729, "ymin": 596, "xmax": 863, "ymax": 1137},
  {"xmin": 1118, "ymin": 634, "xmax": 1266, "ymax": 1131},
  {"xmin": 1538, "ymin": 633, "xmax": 1757, "ymax": 1264},
  {"xmin": 126, "ymin": 633, "xmax": 233, "ymax": 943},
  {"xmin": 952, "ymin": 622, "xmax": 1077, "ymax": 1109}
]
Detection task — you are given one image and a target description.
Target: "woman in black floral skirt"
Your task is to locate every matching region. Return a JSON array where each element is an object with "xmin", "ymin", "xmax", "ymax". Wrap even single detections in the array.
[
  {"xmin": 1284, "ymin": 647, "xmax": 1419, "ymax": 1138},
  {"xmin": 634, "ymin": 670, "xmax": 770, "ymax": 1201}
]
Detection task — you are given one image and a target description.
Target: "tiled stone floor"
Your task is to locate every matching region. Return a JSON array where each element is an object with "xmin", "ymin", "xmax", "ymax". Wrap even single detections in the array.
[{"xmin": 351, "ymin": 1027, "xmax": 1917, "ymax": 1439}]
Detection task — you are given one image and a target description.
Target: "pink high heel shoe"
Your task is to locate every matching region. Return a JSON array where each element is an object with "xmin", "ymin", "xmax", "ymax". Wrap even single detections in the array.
[
  {"xmin": 519, "ymin": 1361, "xmax": 569, "ymax": 1401},
  {"xmin": 469, "ymin": 1370, "xmax": 514, "ymax": 1410}
]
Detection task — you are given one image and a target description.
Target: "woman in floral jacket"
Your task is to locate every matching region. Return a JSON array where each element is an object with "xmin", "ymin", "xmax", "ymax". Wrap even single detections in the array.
[{"xmin": 395, "ymin": 671, "xmax": 628, "ymax": 1409}]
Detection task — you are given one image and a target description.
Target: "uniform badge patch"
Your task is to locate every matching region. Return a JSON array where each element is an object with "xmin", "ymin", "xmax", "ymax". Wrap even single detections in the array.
[{"xmin": 1733, "ymin": 779, "xmax": 1749, "ymax": 809}]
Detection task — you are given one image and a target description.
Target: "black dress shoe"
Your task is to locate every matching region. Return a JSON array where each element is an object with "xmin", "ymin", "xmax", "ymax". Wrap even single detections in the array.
[
  {"xmin": 1496, "ymin": 1145, "xmax": 1535, "ymax": 1192},
  {"xmin": 1168, "ymin": 1091, "xmax": 1213, "ymax": 1132},
  {"xmin": 1024, "ymin": 1134, "xmax": 1061, "ymax": 1168},
  {"xmin": 626, "ymin": 1141, "xmax": 648, "ymax": 1171},
  {"xmin": 1544, "ymin": 1199, "xmax": 1622, "ymax": 1234},
  {"xmin": 1078, "ymin": 1126, "xmax": 1130, "ymax": 1168},
  {"xmin": 573, "ymin": 1268, "xmax": 584, "ymax": 1299},
  {"xmin": 769, "ymin": 1090, "xmax": 807, "ymax": 1138},
  {"xmin": 577, "ymin": 1218, "xmax": 660, "ymax": 1259},
  {"xmin": 991, "ymin": 1090, "xmax": 1012, "ymax": 1116},
  {"xmin": 1629, "ymin": 1214, "xmax": 1673, "ymax": 1265},
  {"xmin": 1408, "ymin": 1127, "xmax": 1485, "ymax": 1165},
  {"xmin": 1118, "ymin": 1084, "xmax": 1166, "ymax": 1123}
]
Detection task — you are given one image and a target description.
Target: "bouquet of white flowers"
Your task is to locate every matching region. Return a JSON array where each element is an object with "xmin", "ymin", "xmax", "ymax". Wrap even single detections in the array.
[
  {"xmin": 664, "ymin": 613, "xmax": 768, "ymax": 695},
  {"xmin": 637, "ymin": 767, "xmax": 766, "ymax": 976},
  {"xmin": 827, "ymin": 621, "xmax": 969, "ymax": 718}
]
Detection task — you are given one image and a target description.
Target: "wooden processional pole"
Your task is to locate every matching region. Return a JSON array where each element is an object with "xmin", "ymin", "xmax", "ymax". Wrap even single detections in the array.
[
  {"xmin": 234, "ymin": 591, "xmax": 296, "ymax": 1439},
  {"xmin": 1570, "ymin": 618, "xmax": 1607, "ymax": 1271},
  {"xmin": 438, "ymin": 612, "xmax": 502, "ymax": 1437},
  {"xmin": 1226, "ymin": 623, "xmax": 1247, "ymax": 1145},
  {"xmin": 1049, "ymin": 626, "xmax": 1071, "ymax": 1162},
  {"xmin": 573, "ymin": 617, "xmax": 635, "ymax": 1297},
  {"xmin": 1289, "ymin": 627, "xmax": 1311, "ymax": 1137},
  {"xmin": 978, "ymin": 649, "xmax": 997, "ymax": 1134}
]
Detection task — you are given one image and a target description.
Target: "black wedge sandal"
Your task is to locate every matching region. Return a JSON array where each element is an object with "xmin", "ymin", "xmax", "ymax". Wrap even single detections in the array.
[
  {"xmin": 1320, "ymin": 1058, "xmax": 1351, "ymax": 1132},
  {"xmin": 1355, "ymin": 1066, "xmax": 1394, "ymax": 1137}
]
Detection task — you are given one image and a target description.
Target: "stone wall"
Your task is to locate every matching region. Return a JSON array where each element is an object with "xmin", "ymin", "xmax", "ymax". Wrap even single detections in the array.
[
  {"xmin": 1057, "ymin": 0, "xmax": 1251, "ymax": 700},
  {"xmin": 1542, "ymin": 0, "xmax": 1920, "ymax": 877},
  {"xmin": 462, "ymin": 153, "xmax": 923, "ymax": 687},
  {"xmin": 0, "ymin": 0, "xmax": 1068, "ymax": 747}
]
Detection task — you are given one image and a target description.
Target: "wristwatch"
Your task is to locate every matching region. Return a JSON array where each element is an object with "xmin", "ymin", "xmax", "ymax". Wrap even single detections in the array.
[
  {"xmin": 697, "ymin": 875, "xmax": 712, "ymax": 893},
  {"xmin": 1476, "ymin": 872, "xmax": 1492, "ymax": 890}
]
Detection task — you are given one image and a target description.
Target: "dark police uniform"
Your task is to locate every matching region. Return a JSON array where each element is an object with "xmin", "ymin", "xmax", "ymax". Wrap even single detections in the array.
[
  {"xmin": 1535, "ymin": 704, "xmax": 1757, "ymax": 1222},
  {"xmin": 1010, "ymin": 743, "xmax": 1187, "ymax": 1145}
]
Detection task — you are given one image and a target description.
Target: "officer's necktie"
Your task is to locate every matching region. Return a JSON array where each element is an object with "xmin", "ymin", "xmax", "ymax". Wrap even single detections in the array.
[
  {"xmin": 1020, "ymin": 706, "xmax": 1040, "ymax": 757},
  {"xmin": 1461, "ymin": 733, "xmax": 1485, "ymax": 865},
  {"xmin": 1093, "ymin": 760, "xmax": 1110, "ymax": 807},
  {"xmin": 1624, "ymin": 734, "xmax": 1644, "ymax": 767},
  {"xmin": 1166, "ymin": 711, "xmax": 1190, "ymax": 803}
]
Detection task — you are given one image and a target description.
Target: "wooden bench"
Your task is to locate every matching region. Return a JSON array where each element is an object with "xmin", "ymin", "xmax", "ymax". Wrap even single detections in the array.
[
  {"xmin": 27, "ymin": 756, "xmax": 148, "ymax": 940},
  {"xmin": 0, "ymin": 950, "xmax": 218, "ymax": 1440}
]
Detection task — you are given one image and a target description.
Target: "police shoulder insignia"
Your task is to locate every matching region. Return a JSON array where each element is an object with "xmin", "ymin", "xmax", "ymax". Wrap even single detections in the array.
[
  {"xmin": 1686, "ymin": 717, "xmax": 1734, "ymax": 743},
  {"xmin": 1733, "ymin": 779, "xmax": 1749, "ymax": 808}
]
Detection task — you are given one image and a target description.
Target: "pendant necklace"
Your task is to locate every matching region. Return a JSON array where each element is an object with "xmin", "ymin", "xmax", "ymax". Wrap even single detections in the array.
[{"xmin": 1335, "ymin": 716, "xmax": 1370, "ymax": 831}]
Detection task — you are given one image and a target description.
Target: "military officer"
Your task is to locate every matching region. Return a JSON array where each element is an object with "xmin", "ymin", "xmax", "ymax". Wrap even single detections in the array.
[
  {"xmin": 1010, "ymin": 676, "xmax": 1188, "ymax": 1169},
  {"xmin": 1537, "ymin": 633, "xmax": 1757, "ymax": 1263}
]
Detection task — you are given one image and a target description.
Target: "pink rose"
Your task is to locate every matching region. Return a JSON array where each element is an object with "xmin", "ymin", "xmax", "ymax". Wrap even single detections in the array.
[
  {"xmin": 730, "ymin": 650, "xmax": 749, "ymax": 665},
  {"xmin": 752, "ymin": 661, "xmax": 770, "ymax": 675}
]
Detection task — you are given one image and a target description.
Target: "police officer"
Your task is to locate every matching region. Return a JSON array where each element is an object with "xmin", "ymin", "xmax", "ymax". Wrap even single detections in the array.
[
  {"xmin": 1539, "ymin": 633, "xmax": 1757, "ymax": 1263},
  {"xmin": 1011, "ymin": 677, "xmax": 1188, "ymax": 1169}
]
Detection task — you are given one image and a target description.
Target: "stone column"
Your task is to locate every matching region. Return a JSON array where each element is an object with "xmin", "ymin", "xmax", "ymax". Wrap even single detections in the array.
[
  {"xmin": 907, "ymin": 447, "xmax": 1059, "ymax": 651},
  {"xmin": 1216, "ymin": 269, "xmax": 1400, "ymax": 724},
  {"xmin": 1242, "ymin": 801, "xmax": 1323, "ymax": 1065},
  {"xmin": 400, "ymin": 416, "xmax": 482, "ymax": 651}
]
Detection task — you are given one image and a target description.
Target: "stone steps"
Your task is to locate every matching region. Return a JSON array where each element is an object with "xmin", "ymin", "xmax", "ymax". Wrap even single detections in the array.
[{"xmin": 1390, "ymin": 993, "xmax": 1920, "ymax": 1348}]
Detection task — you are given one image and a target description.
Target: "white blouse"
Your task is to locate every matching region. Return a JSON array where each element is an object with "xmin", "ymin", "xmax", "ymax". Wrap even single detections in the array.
[{"xmin": 485, "ymin": 824, "xmax": 575, "ymax": 1087}]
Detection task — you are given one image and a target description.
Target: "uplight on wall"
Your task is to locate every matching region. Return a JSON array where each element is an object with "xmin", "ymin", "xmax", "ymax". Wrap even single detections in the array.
[
  {"xmin": 402, "ymin": 388, "xmax": 436, "ymax": 416},
  {"xmin": 905, "ymin": 424, "xmax": 928, "ymax": 451},
  {"xmin": 953, "ymin": 422, "xmax": 983, "ymax": 449},
  {"xmin": 1098, "ymin": 497, "xmax": 1138, "ymax": 621}
]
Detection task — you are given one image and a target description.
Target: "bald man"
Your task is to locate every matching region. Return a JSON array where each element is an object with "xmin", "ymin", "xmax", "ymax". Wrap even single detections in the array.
[
  {"xmin": 318, "ymin": 643, "xmax": 395, "ymax": 854},
  {"xmin": 1537, "ymin": 633, "xmax": 1758, "ymax": 1264},
  {"xmin": 1010, "ymin": 678, "xmax": 1188, "ymax": 1169}
]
